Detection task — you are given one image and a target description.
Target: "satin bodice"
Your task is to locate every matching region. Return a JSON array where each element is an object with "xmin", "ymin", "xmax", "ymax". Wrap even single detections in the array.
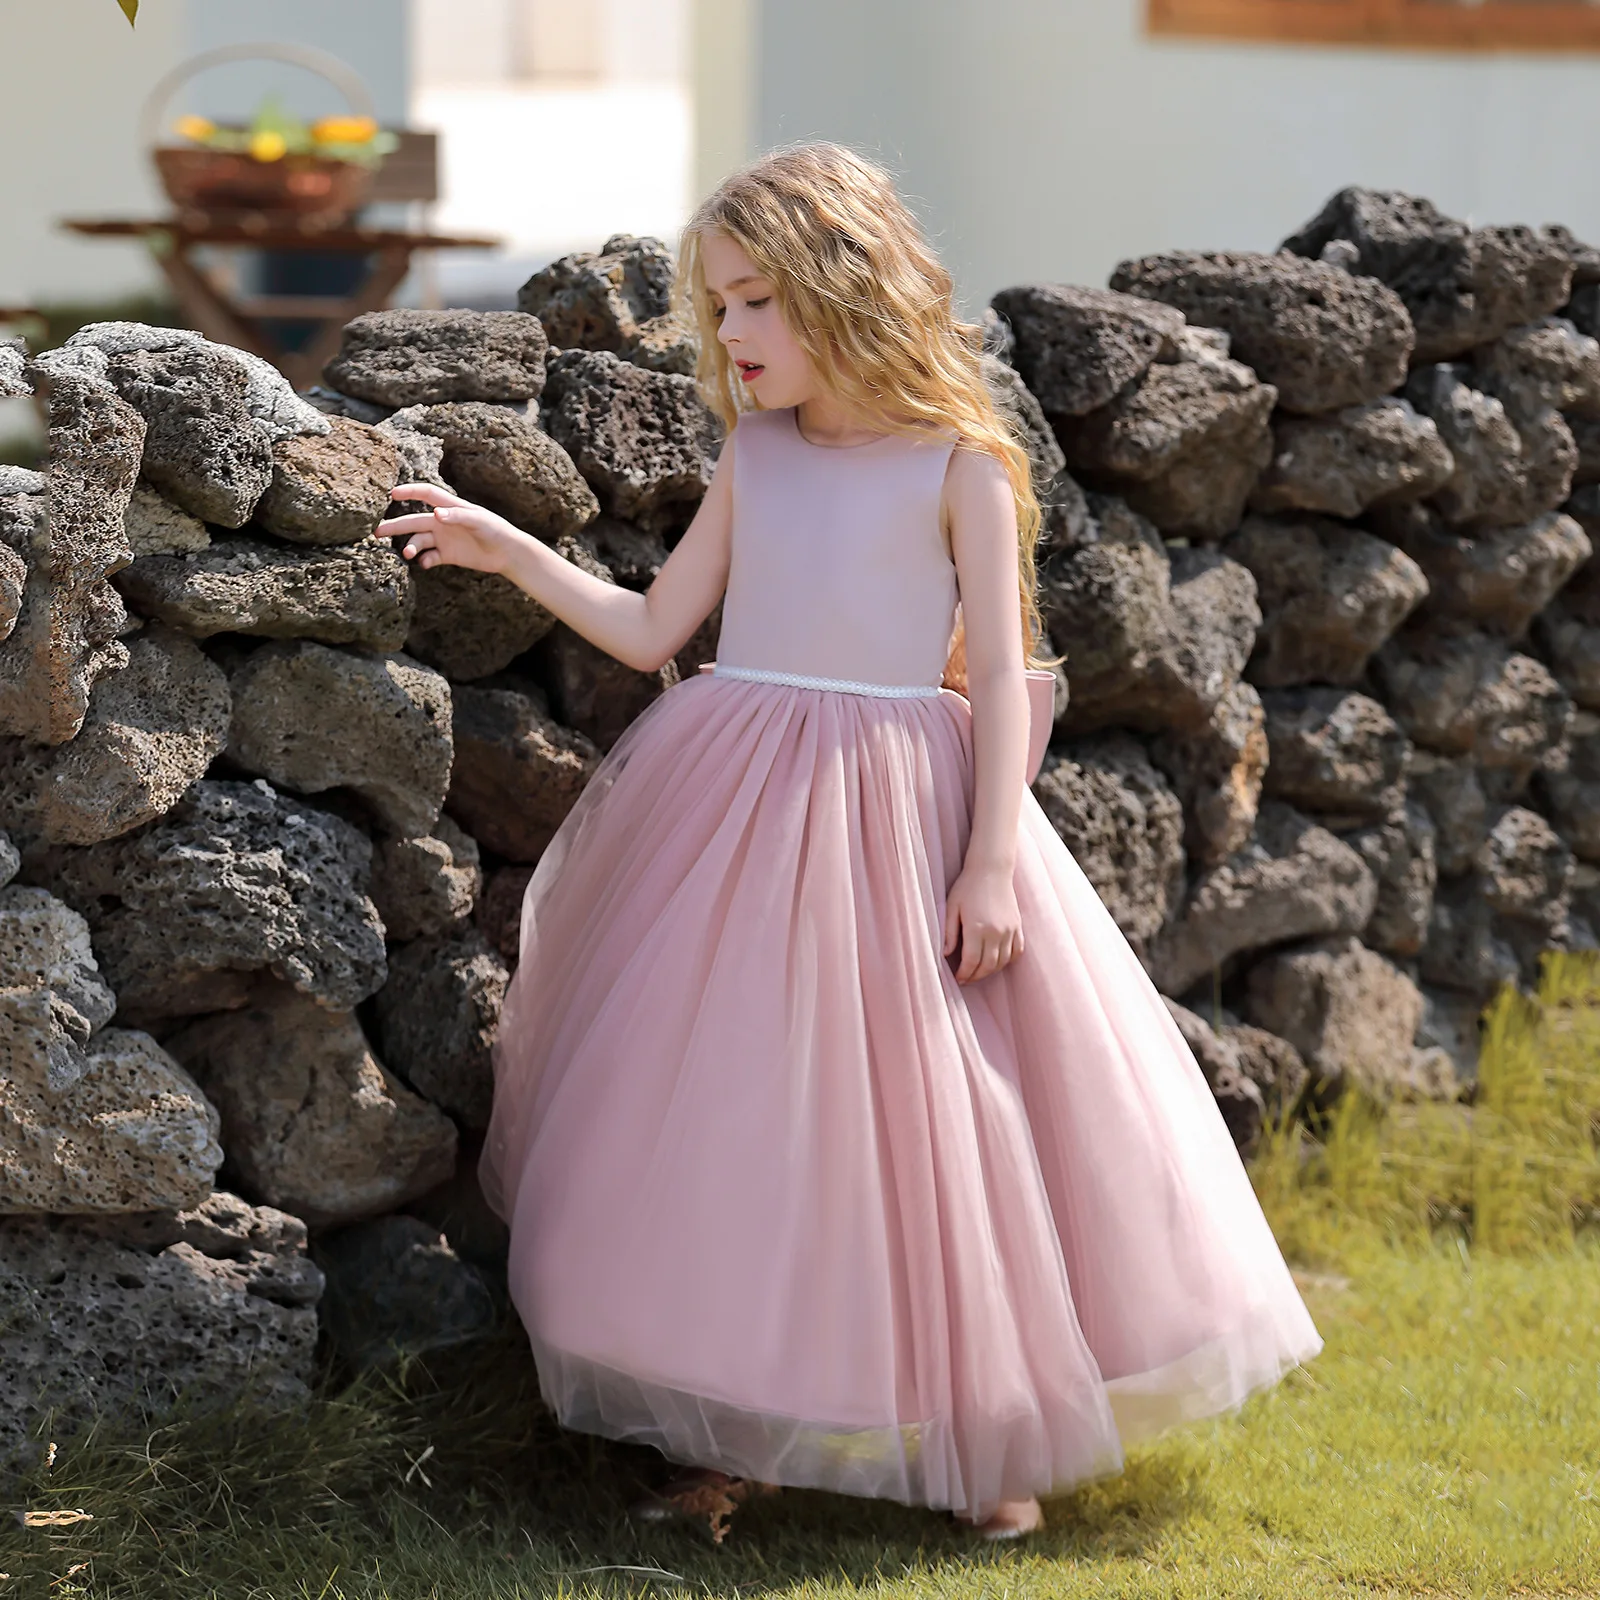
[{"xmin": 712, "ymin": 407, "xmax": 960, "ymax": 689}]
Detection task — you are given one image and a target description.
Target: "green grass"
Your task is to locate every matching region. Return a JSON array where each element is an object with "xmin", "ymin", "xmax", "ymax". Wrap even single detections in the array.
[{"xmin": 7, "ymin": 955, "xmax": 1600, "ymax": 1600}]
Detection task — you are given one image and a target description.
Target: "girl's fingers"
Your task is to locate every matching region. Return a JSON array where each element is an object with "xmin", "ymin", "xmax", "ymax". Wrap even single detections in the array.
[
  {"xmin": 375, "ymin": 512, "xmax": 440, "ymax": 537},
  {"xmin": 390, "ymin": 481, "xmax": 467, "ymax": 508}
]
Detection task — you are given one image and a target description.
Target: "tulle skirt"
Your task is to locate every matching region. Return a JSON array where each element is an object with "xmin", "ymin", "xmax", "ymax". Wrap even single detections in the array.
[{"xmin": 478, "ymin": 673, "xmax": 1322, "ymax": 1520}]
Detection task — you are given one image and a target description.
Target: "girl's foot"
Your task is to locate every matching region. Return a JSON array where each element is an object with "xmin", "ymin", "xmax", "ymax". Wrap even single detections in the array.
[
  {"xmin": 959, "ymin": 1497, "xmax": 1045, "ymax": 1541},
  {"xmin": 627, "ymin": 1467, "xmax": 779, "ymax": 1545}
]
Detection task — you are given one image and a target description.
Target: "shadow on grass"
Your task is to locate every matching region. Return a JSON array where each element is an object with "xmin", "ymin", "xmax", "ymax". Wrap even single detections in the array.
[{"xmin": 2, "ymin": 1312, "xmax": 1204, "ymax": 1599}]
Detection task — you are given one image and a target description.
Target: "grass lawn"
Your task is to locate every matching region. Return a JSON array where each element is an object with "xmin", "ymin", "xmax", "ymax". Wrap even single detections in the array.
[{"xmin": 6, "ymin": 961, "xmax": 1600, "ymax": 1599}]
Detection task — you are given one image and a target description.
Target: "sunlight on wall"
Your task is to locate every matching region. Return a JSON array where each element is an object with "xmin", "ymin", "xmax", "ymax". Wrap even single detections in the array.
[{"xmin": 409, "ymin": 0, "xmax": 693, "ymax": 305}]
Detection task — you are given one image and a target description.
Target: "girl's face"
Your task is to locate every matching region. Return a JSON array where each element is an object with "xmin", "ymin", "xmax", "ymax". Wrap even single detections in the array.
[{"xmin": 701, "ymin": 230, "xmax": 815, "ymax": 409}]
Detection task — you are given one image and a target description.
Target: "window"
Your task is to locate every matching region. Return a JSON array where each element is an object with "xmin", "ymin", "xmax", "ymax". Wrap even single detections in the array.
[{"xmin": 1147, "ymin": 0, "xmax": 1600, "ymax": 52}]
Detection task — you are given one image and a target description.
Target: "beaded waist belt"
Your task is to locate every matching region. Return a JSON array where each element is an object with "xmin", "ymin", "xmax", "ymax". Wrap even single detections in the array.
[{"xmin": 707, "ymin": 662, "xmax": 944, "ymax": 699}]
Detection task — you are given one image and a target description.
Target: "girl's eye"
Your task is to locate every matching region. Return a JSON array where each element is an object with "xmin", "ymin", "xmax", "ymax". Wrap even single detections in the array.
[
  {"xmin": 711, "ymin": 304, "xmax": 725, "ymax": 319},
  {"xmin": 747, "ymin": 296, "xmax": 771, "ymax": 309}
]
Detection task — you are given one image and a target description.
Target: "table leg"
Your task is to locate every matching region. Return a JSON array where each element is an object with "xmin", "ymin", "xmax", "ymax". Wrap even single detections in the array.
[
  {"xmin": 278, "ymin": 245, "xmax": 415, "ymax": 390},
  {"xmin": 155, "ymin": 244, "xmax": 282, "ymax": 364}
]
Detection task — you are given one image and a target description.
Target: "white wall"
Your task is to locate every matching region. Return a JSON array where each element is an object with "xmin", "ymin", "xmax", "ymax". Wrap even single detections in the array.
[
  {"xmin": 0, "ymin": 0, "xmax": 186, "ymax": 306},
  {"xmin": 410, "ymin": 0, "xmax": 693, "ymax": 305},
  {"xmin": 754, "ymin": 0, "xmax": 1600, "ymax": 315}
]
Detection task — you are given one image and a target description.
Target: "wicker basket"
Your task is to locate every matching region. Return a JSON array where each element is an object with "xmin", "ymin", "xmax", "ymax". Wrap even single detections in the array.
[
  {"xmin": 143, "ymin": 42, "xmax": 381, "ymax": 225},
  {"xmin": 152, "ymin": 147, "xmax": 373, "ymax": 221}
]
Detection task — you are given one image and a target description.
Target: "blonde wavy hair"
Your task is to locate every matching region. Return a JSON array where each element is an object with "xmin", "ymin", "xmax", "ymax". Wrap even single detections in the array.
[{"xmin": 673, "ymin": 141, "xmax": 1060, "ymax": 694}]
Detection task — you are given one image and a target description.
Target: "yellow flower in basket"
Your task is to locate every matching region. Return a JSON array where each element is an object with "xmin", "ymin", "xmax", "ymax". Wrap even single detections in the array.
[
  {"xmin": 174, "ymin": 114, "xmax": 216, "ymax": 143},
  {"xmin": 249, "ymin": 129, "xmax": 288, "ymax": 163},
  {"xmin": 312, "ymin": 115, "xmax": 380, "ymax": 147}
]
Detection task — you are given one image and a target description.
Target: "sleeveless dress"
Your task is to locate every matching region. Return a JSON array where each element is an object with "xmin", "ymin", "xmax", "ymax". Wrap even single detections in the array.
[{"xmin": 479, "ymin": 405, "xmax": 1323, "ymax": 1521}]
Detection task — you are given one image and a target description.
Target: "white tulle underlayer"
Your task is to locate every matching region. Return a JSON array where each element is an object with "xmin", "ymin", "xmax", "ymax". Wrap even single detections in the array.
[{"xmin": 531, "ymin": 1297, "xmax": 1314, "ymax": 1510}]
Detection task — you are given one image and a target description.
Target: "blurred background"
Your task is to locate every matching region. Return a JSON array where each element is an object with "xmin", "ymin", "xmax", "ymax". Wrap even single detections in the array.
[{"xmin": 7, "ymin": 0, "xmax": 1600, "ymax": 452}]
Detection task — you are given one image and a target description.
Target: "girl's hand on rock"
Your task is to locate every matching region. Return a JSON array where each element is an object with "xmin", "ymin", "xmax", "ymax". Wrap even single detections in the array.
[{"xmin": 376, "ymin": 483, "xmax": 527, "ymax": 576}]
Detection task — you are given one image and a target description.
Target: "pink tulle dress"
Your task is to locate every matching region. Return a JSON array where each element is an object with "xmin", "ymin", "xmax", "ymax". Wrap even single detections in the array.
[{"xmin": 479, "ymin": 405, "xmax": 1323, "ymax": 1521}]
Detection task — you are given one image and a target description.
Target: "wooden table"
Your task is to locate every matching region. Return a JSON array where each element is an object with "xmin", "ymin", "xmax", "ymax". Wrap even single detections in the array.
[{"xmin": 61, "ymin": 215, "xmax": 502, "ymax": 389}]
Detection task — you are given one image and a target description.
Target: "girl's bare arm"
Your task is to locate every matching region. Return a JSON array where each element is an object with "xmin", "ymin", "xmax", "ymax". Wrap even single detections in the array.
[
  {"xmin": 945, "ymin": 446, "xmax": 1032, "ymax": 877},
  {"xmin": 376, "ymin": 433, "xmax": 737, "ymax": 674}
]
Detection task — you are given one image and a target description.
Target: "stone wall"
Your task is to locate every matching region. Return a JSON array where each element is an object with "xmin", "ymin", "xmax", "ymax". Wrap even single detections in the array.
[{"xmin": 2, "ymin": 198, "xmax": 1593, "ymax": 1456}]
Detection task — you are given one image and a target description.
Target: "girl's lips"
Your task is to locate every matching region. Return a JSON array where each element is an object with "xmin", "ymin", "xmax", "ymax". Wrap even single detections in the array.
[{"xmin": 738, "ymin": 363, "xmax": 765, "ymax": 383}]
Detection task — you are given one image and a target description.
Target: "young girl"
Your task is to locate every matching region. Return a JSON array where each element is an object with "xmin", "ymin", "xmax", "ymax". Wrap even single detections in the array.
[{"xmin": 376, "ymin": 143, "xmax": 1323, "ymax": 1543}]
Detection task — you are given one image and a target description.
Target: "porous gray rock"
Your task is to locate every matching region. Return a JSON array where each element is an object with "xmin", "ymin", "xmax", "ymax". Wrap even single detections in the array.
[
  {"xmin": 0, "ymin": 363, "xmax": 142, "ymax": 746},
  {"xmin": 1032, "ymin": 735, "xmax": 1186, "ymax": 956},
  {"xmin": 1415, "ymin": 985, "xmax": 1480, "ymax": 1088},
  {"xmin": 2, "ymin": 1016, "xmax": 222, "ymax": 1214},
  {"xmin": 164, "ymin": 986, "xmax": 457, "ymax": 1229},
  {"xmin": 1539, "ymin": 709, "xmax": 1600, "ymax": 862},
  {"xmin": 1571, "ymin": 417, "xmax": 1600, "ymax": 488},
  {"xmin": 324, "ymin": 309, "xmax": 550, "ymax": 407},
  {"xmin": 989, "ymin": 283, "xmax": 1186, "ymax": 419},
  {"xmin": 529, "ymin": 622, "xmax": 676, "ymax": 751},
  {"xmin": 0, "ymin": 542, "xmax": 24, "ymax": 645},
  {"xmin": 226, "ymin": 641, "xmax": 453, "ymax": 838},
  {"xmin": 24, "ymin": 780, "xmax": 387, "ymax": 1027},
  {"xmin": 1160, "ymin": 998, "xmax": 1265, "ymax": 1155},
  {"xmin": 254, "ymin": 415, "xmax": 400, "ymax": 546},
  {"xmin": 383, "ymin": 402, "xmax": 599, "ymax": 538},
  {"xmin": 1472, "ymin": 316, "xmax": 1600, "ymax": 420},
  {"xmin": 1110, "ymin": 249, "xmax": 1414, "ymax": 414},
  {"xmin": 124, "ymin": 482, "xmax": 209, "ymax": 555},
  {"xmin": 1222, "ymin": 1022, "xmax": 1311, "ymax": 1122},
  {"xmin": 1044, "ymin": 500, "xmax": 1259, "ymax": 736},
  {"xmin": 304, "ymin": 384, "xmax": 395, "ymax": 426},
  {"xmin": 1477, "ymin": 804, "xmax": 1574, "ymax": 927},
  {"xmin": 1260, "ymin": 688, "xmax": 1410, "ymax": 823},
  {"xmin": 403, "ymin": 531, "xmax": 607, "ymax": 682},
  {"xmin": 542, "ymin": 348, "xmax": 722, "ymax": 535},
  {"xmin": 1052, "ymin": 329, "xmax": 1277, "ymax": 540},
  {"xmin": 1248, "ymin": 399, "xmax": 1453, "ymax": 519},
  {"xmin": 403, "ymin": 1156, "xmax": 510, "ymax": 1272},
  {"xmin": 1225, "ymin": 514, "xmax": 1428, "ymax": 688},
  {"xmin": 1531, "ymin": 545, "xmax": 1600, "ymax": 710},
  {"xmin": 0, "ymin": 1193, "xmax": 320, "ymax": 1466},
  {"xmin": 115, "ymin": 535, "xmax": 414, "ymax": 651},
  {"xmin": 518, "ymin": 232, "xmax": 697, "ymax": 375},
  {"xmin": 314, "ymin": 1214, "xmax": 497, "ymax": 1374},
  {"xmin": 66, "ymin": 321, "xmax": 330, "ymax": 443},
  {"xmin": 1245, "ymin": 936, "xmax": 1427, "ymax": 1100},
  {"xmin": 0, "ymin": 469, "xmax": 38, "ymax": 646},
  {"xmin": 371, "ymin": 815, "xmax": 482, "ymax": 943},
  {"xmin": 1347, "ymin": 801, "xmax": 1438, "ymax": 959},
  {"xmin": 371, "ymin": 924, "xmax": 509, "ymax": 1130},
  {"xmin": 1282, "ymin": 189, "xmax": 1574, "ymax": 362},
  {"xmin": 0, "ymin": 885, "xmax": 226, "ymax": 1213},
  {"xmin": 1038, "ymin": 495, "xmax": 1169, "ymax": 717},
  {"xmin": 1422, "ymin": 806, "xmax": 1574, "ymax": 995},
  {"xmin": 1149, "ymin": 802, "xmax": 1378, "ymax": 995},
  {"xmin": 1371, "ymin": 625, "xmax": 1571, "ymax": 798},
  {"xmin": 1150, "ymin": 681, "xmax": 1269, "ymax": 866},
  {"xmin": 1370, "ymin": 503, "xmax": 1591, "ymax": 638},
  {"xmin": 982, "ymin": 352, "xmax": 1092, "ymax": 551},
  {"xmin": 446, "ymin": 675, "xmax": 601, "ymax": 860},
  {"xmin": 0, "ymin": 334, "xmax": 27, "ymax": 397},
  {"xmin": 104, "ymin": 344, "xmax": 274, "ymax": 528},
  {"xmin": 475, "ymin": 862, "xmax": 536, "ymax": 963},
  {"xmin": 1404, "ymin": 364, "xmax": 1576, "ymax": 530},
  {"xmin": 0, "ymin": 624, "xmax": 230, "ymax": 846},
  {"xmin": 1407, "ymin": 749, "xmax": 1489, "ymax": 877}
]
